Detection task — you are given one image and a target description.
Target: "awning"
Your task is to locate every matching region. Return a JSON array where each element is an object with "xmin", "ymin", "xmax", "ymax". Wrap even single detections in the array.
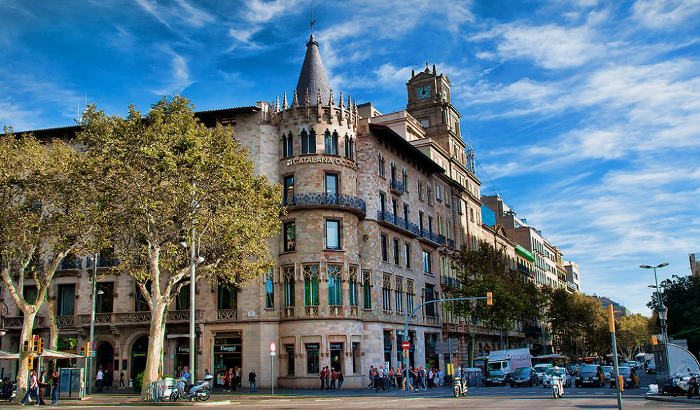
[
  {"xmin": 515, "ymin": 245, "xmax": 536, "ymax": 262},
  {"xmin": 41, "ymin": 349, "xmax": 84, "ymax": 359},
  {"xmin": 0, "ymin": 351, "xmax": 19, "ymax": 360}
]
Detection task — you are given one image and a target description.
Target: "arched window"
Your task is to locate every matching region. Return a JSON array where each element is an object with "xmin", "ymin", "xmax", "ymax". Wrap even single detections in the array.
[
  {"xmin": 309, "ymin": 130, "xmax": 316, "ymax": 153},
  {"xmin": 344, "ymin": 134, "xmax": 354, "ymax": 159},
  {"xmin": 285, "ymin": 132, "xmax": 294, "ymax": 157},
  {"xmin": 328, "ymin": 264, "xmax": 342, "ymax": 306},
  {"xmin": 301, "ymin": 129, "xmax": 316, "ymax": 154},
  {"xmin": 304, "ymin": 265, "xmax": 319, "ymax": 306},
  {"xmin": 324, "ymin": 130, "xmax": 338, "ymax": 155},
  {"xmin": 283, "ymin": 265, "xmax": 295, "ymax": 308},
  {"xmin": 281, "ymin": 134, "xmax": 288, "ymax": 158}
]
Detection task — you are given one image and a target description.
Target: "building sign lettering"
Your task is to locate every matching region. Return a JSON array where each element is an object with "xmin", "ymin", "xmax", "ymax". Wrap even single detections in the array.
[{"xmin": 286, "ymin": 156, "xmax": 357, "ymax": 170}]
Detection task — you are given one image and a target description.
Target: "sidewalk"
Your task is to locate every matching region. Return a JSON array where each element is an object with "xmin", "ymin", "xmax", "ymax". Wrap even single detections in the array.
[{"xmin": 645, "ymin": 394, "xmax": 700, "ymax": 405}]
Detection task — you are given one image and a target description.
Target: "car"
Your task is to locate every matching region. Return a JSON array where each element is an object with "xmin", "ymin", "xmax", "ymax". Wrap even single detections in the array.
[
  {"xmin": 566, "ymin": 364, "xmax": 580, "ymax": 376},
  {"xmin": 484, "ymin": 370, "xmax": 507, "ymax": 386},
  {"xmin": 542, "ymin": 367, "xmax": 572, "ymax": 388},
  {"xmin": 601, "ymin": 366, "xmax": 614, "ymax": 382},
  {"xmin": 533, "ymin": 364, "xmax": 553, "ymax": 383},
  {"xmin": 510, "ymin": 367, "xmax": 538, "ymax": 387},
  {"xmin": 609, "ymin": 367, "xmax": 639, "ymax": 389},
  {"xmin": 575, "ymin": 364, "xmax": 603, "ymax": 388},
  {"xmin": 627, "ymin": 361, "xmax": 639, "ymax": 370},
  {"xmin": 646, "ymin": 361, "xmax": 656, "ymax": 374}
]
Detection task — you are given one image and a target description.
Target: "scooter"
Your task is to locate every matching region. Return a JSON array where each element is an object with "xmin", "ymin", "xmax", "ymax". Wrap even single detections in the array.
[
  {"xmin": 686, "ymin": 374, "xmax": 699, "ymax": 399},
  {"xmin": 551, "ymin": 376, "xmax": 564, "ymax": 399},
  {"xmin": 0, "ymin": 379, "xmax": 16, "ymax": 401},
  {"xmin": 170, "ymin": 375, "xmax": 213, "ymax": 402},
  {"xmin": 452, "ymin": 376, "xmax": 468, "ymax": 397}
]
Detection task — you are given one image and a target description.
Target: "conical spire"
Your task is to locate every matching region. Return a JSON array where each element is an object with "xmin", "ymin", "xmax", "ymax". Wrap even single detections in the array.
[{"xmin": 296, "ymin": 34, "xmax": 330, "ymax": 107}]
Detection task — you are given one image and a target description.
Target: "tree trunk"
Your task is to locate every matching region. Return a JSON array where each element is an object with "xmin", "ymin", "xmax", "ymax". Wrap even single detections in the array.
[
  {"xmin": 140, "ymin": 300, "xmax": 167, "ymax": 400},
  {"xmin": 45, "ymin": 294, "xmax": 59, "ymax": 350},
  {"xmin": 17, "ymin": 311, "xmax": 37, "ymax": 394}
]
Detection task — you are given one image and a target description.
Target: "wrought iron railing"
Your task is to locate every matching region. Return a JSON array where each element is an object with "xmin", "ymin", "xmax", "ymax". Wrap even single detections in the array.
[
  {"xmin": 283, "ymin": 306, "xmax": 295, "ymax": 318},
  {"xmin": 376, "ymin": 211, "xmax": 420, "ymax": 236},
  {"xmin": 420, "ymin": 229, "xmax": 446, "ymax": 245},
  {"xmin": 350, "ymin": 306, "xmax": 359, "ymax": 317},
  {"xmin": 440, "ymin": 276, "xmax": 461, "ymax": 288},
  {"xmin": 390, "ymin": 179, "xmax": 405, "ymax": 194},
  {"xmin": 305, "ymin": 306, "xmax": 319, "ymax": 317},
  {"xmin": 216, "ymin": 309, "xmax": 237, "ymax": 320},
  {"xmin": 56, "ymin": 315, "xmax": 75, "ymax": 328},
  {"xmin": 329, "ymin": 306, "xmax": 342, "ymax": 317},
  {"xmin": 284, "ymin": 193, "xmax": 366, "ymax": 214}
]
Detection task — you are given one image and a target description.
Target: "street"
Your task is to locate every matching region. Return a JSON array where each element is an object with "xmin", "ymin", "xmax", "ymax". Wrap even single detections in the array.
[{"xmin": 3, "ymin": 382, "xmax": 692, "ymax": 409}]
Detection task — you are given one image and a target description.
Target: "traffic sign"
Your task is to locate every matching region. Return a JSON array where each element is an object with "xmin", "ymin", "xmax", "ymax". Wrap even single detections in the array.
[{"xmin": 402, "ymin": 341, "xmax": 410, "ymax": 350}]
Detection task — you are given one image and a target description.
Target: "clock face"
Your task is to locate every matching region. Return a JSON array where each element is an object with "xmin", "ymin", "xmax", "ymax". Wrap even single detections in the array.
[{"xmin": 416, "ymin": 85, "xmax": 431, "ymax": 100}]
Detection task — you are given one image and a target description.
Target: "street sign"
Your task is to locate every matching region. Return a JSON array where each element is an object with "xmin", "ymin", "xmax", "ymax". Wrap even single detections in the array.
[{"xmin": 402, "ymin": 341, "xmax": 410, "ymax": 350}]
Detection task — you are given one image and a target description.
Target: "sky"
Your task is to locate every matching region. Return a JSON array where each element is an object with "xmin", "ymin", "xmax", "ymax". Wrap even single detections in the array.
[{"xmin": 1, "ymin": 0, "xmax": 699, "ymax": 314}]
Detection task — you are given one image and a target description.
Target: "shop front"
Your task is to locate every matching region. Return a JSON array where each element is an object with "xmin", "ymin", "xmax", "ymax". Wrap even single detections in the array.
[{"xmin": 213, "ymin": 334, "xmax": 242, "ymax": 387}]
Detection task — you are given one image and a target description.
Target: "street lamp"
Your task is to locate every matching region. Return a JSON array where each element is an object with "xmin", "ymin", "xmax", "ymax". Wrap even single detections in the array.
[
  {"xmin": 640, "ymin": 263, "xmax": 670, "ymax": 382},
  {"xmin": 180, "ymin": 232, "xmax": 204, "ymax": 383}
]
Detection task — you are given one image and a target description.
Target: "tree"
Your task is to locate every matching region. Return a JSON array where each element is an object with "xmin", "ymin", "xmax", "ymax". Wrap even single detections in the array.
[
  {"xmin": 446, "ymin": 243, "xmax": 545, "ymax": 362},
  {"xmin": 648, "ymin": 275, "xmax": 700, "ymax": 356},
  {"xmin": 616, "ymin": 314, "xmax": 651, "ymax": 358},
  {"xmin": 545, "ymin": 288, "xmax": 608, "ymax": 357},
  {"xmin": 78, "ymin": 97, "xmax": 282, "ymax": 399},
  {"xmin": 0, "ymin": 133, "xmax": 102, "ymax": 392}
]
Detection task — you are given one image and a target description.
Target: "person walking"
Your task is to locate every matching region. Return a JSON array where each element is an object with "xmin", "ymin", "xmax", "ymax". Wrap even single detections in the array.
[
  {"xmin": 330, "ymin": 369, "xmax": 337, "ymax": 390},
  {"xmin": 95, "ymin": 367, "xmax": 104, "ymax": 393},
  {"xmin": 368, "ymin": 366, "xmax": 374, "ymax": 389},
  {"xmin": 337, "ymin": 370, "xmax": 344, "ymax": 390},
  {"xmin": 248, "ymin": 369, "xmax": 257, "ymax": 393},
  {"xmin": 20, "ymin": 369, "xmax": 39, "ymax": 405},
  {"xmin": 50, "ymin": 368, "xmax": 59, "ymax": 405},
  {"xmin": 119, "ymin": 371, "xmax": 125, "ymax": 389}
]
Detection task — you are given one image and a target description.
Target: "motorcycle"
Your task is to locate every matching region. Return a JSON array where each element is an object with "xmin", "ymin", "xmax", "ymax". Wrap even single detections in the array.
[
  {"xmin": 452, "ymin": 376, "xmax": 468, "ymax": 397},
  {"xmin": 170, "ymin": 375, "xmax": 213, "ymax": 402},
  {"xmin": 686, "ymin": 374, "xmax": 699, "ymax": 399},
  {"xmin": 0, "ymin": 379, "xmax": 16, "ymax": 401},
  {"xmin": 551, "ymin": 376, "xmax": 564, "ymax": 399}
]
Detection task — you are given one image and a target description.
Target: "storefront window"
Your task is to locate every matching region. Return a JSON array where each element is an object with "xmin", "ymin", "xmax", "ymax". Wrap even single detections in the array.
[
  {"xmin": 330, "ymin": 342, "xmax": 344, "ymax": 372},
  {"xmin": 306, "ymin": 343, "xmax": 320, "ymax": 374},
  {"xmin": 214, "ymin": 336, "xmax": 242, "ymax": 387}
]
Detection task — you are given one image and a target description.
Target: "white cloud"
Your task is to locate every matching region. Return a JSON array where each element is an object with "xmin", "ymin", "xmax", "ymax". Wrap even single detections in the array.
[
  {"xmin": 632, "ymin": 0, "xmax": 700, "ymax": 30},
  {"xmin": 152, "ymin": 49, "xmax": 193, "ymax": 96},
  {"xmin": 133, "ymin": 0, "xmax": 214, "ymax": 29}
]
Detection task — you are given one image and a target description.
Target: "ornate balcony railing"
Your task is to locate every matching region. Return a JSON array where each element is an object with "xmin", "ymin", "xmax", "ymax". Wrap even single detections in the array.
[
  {"xmin": 284, "ymin": 193, "xmax": 366, "ymax": 215},
  {"xmin": 420, "ymin": 229, "xmax": 446, "ymax": 246},
  {"xmin": 425, "ymin": 315, "xmax": 440, "ymax": 326},
  {"xmin": 350, "ymin": 306, "xmax": 359, "ymax": 317},
  {"xmin": 305, "ymin": 306, "xmax": 319, "ymax": 317},
  {"xmin": 390, "ymin": 179, "xmax": 405, "ymax": 194},
  {"xmin": 376, "ymin": 211, "xmax": 420, "ymax": 236},
  {"xmin": 283, "ymin": 306, "xmax": 295, "ymax": 318},
  {"xmin": 329, "ymin": 306, "xmax": 342, "ymax": 317},
  {"xmin": 115, "ymin": 311, "xmax": 151, "ymax": 323},
  {"xmin": 440, "ymin": 276, "xmax": 461, "ymax": 288},
  {"xmin": 216, "ymin": 309, "xmax": 237, "ymax": 320},
  {"xmin": 56, "ymin": 315, "xmax": 75, "ymax": 328},
  {"xmin": 5, "ymin": 316, "xmax": 45, "ymax": 328}
]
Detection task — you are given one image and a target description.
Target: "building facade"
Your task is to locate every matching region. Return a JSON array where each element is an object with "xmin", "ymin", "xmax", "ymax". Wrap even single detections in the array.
[
  {"xmin": 0, "ymin": 34, "xmax": 579, "ymax": 386},
  {"xmin": 690, "ymin": 253, "xmax": 700, "ymax": 278}
]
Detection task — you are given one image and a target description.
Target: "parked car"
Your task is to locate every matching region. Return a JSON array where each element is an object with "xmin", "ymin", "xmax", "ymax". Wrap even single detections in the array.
[
  {"xmin": 543, "ymin": 367, "xmax": 572, "ymax": 388},
  {"xmin": 609, "ymin": 367, "xmax": 639, "ymax": 389},
  {"xmin": 510, "ymin": 367, "xmax": 538, "ymax": 387},
  {"xmin": 576, "ymin": 364, "xmax": 603, "ymax": 388},
  {"xmin": 533, "ymin": 364, "xmax": 553, "ymax": 383},
  {"xmin": 484, "ymin": 369, "xmax": 507, "ymax": 386},
  {"xmin": 566, "ymin": 364, "xmax": 580, "ymax": 376}
]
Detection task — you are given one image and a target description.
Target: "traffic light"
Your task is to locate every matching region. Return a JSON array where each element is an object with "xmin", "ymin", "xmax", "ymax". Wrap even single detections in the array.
[
  {"xmin": 617, "ymin": 375, "xmax": 624, "ymax": 392},
  {"xmin": 486, "ymin": 292, "xmax": 493, "ymax": 306},
  {"xmin": 23, "ymin": 340, "xmax": 31, "ymax": 353},
  {"xmin": 27, "ymin": 354, "xmax": 34, "ymax": 370},
  {"xmin": 36, "ymin": 338, "xmax": 44, "ymax": 355}
]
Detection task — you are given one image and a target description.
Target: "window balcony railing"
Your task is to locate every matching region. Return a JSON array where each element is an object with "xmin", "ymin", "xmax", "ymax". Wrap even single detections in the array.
[
  {"xmin": 329, "ymin": 306, "xmax": 342, "ymax": 317},
  {"xmin": 440, "ymin": 276, "xmax": 461, "ymax": 288},
  {"xmin": 446, "ymin": 238, "xmax": 456, "ymax": 248},
  {"xmin": 284, "ymin": 193, "xmax": 366, "ymax": 216},
  {"xmin": 5, "ymin": 316, "xmax": 45, "ymax": 328},
  {"xmin": 425, "ymin": 315, "xmax": 440, "ymax": 326},
  {"xmin": 390, "ymin": 179, "xmax": 405, "ymax": 194},
  {"xmin": 56, "ymin": 315, "xmax": 76, "ymax": 328},
  {"xmin": 350, "ymin": 306, "xmax": 359, "ymax": 317},
  {"xmin": 376, "ymin": 210, "xmax": 421, "ymax": 236},
  {"xmin": 420, "ymin": 229, "xmax": 446, "ymax": 246},
  {"xmin": 517, "ymin": 263, "xmax": 530, "ymax": 275},
  {"xmin": 283, "ymin": 306, "xmax": 295, "ymax": 318},
  {"xmin": 305, "ymin": 306, "xmax": 319, "ymax": 317},
  {"xmin": 216, "ymin": 308, "xmax": 237, "ymax": 320}
]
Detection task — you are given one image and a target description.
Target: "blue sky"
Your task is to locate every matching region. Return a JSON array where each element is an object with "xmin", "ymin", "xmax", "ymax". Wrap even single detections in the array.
[{"xmin": 2, "ymin": 0, "xmax": 699, "ymax": 314}]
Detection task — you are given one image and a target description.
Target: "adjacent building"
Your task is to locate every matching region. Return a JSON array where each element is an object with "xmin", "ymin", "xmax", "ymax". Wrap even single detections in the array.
[
  {"xmin": 690, "ymin": 253, "xmax": 700, "ymax": 278},
  {"xmin": 0, "ymin": 33, "xmax": 581, "ymax": 386}
]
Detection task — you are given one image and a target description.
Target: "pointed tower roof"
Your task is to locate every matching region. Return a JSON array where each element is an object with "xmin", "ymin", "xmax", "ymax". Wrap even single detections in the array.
[{"xmin": 295, "ymin": 34, "xmax": 330, "ymax": 106}]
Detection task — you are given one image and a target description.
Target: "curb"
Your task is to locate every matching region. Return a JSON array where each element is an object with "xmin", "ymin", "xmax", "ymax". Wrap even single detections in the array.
[{"xmin": 645, "ymin": 394, "xmax": 700, "ymax": 405}]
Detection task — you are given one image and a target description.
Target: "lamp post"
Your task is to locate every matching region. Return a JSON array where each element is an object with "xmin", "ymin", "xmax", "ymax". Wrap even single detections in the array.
[
  {"xmin": 0, "ymin": 302, "xmax": 7, "ymax": 379},
  {"xmin": 640, "ymin": 263, "xmax": 670, "ymax": 381},
  {"xmin": 88, "ymin": 252, "xmax": 99, "ymax": 394},
  {"xmin": 180, "ymin": 230, "xmax": 204, "ymax": 383}
]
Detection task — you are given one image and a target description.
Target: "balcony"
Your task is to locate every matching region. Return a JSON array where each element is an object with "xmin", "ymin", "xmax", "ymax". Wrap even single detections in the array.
[
  {"xmin": 284, "ymin": 193, "xmax": 366, "ymax": 217},
  {"xmin": 440, "ymin": 276, "xmax": 461, "ymax": 289},
  {"xmin": 446, "ymin": 238, "xmax": 456, "ymax": 249},
  {"xmin": 376, "ymin": 210, "xmax": 420, "ymax": 236},
  {"xmin": 5, "ymin": 316, "xmax": 45, "ymax": 328},
  {"xmin": 390, "ymin": 179, "xmax": 405, "ymax": 195},
  {"xmin": 425, "ymin": 315, "xmax": 440, "ymax": 326},
  {"xmin": 329, "ymin": 306, "xmax": 342, "ymax": 316},
  {"xmin": 74, "ymin": 310, "xmax": 203, "ymax": 326},
  {"xmin": 517, "ymin": 263, "xmax": 531, "ymax": 275},
  {"xmin": 283, "ymin": 306, "xmax": 295, "ymax": 318},
  {"xmin": 305, "ymin": 306, "xmax": 319, "ymax": 317},
  {"xmin": 420, "ymin": 229, "xmax": 446, "ymax": 246},
  {"xmin": 216, "ymin": 308, "xmax": 237, "ymax": 320},
  {"xmin": 56, "ymin": 315, "xmax": 76, "ymax": 328}
]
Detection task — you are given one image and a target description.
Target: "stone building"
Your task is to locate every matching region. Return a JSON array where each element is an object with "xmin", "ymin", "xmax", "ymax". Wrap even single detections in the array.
[{"xmin": 0, "ymin": 33, "xmax": 577, "ymax": 386}]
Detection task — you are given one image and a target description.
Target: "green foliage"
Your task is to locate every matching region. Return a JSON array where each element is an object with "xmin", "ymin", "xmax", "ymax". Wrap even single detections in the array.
[
  {"xmin": 545, "ymin": 288, "xmax": 608, "ymax": 356},
  {"xmin": 616, "ymin": 313, "xmax": 652, "ymax": 357},
  {"xmin": 649, "ymin": 275, "xmax": 700, "ymax": 355},
  {"xmin": 134, "ymin": 371, "xmax": 144, "ymax": 393},
  {"xmin": 446, "ymin": 243, "xmax": 546, "ymax": 333}
]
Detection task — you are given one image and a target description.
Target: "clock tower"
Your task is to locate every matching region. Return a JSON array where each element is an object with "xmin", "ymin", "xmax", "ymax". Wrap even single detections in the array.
[{"xmin": 406, "ymin": 63, "xmax": 467, "ymax": 168}]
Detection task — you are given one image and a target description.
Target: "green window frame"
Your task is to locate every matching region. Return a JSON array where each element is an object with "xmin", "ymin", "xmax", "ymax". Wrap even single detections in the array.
[
  {"xmin": 304, "ymin": 265, "xmax": 319, "ymax": 306},
  {"xmin": 328, "ymin": 265, "xmax": 342, "ymax": 306}
]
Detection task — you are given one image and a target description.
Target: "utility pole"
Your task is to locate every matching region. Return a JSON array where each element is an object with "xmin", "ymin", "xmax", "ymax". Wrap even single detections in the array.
[
  {"xmin": 88, "ymin": 252, "xmax": 98, "ymax": 394},
  {"xmin": 608, "ymin": 304, "xmax": 623, "ymax": 410},
  {"xmin": 189, "ymin": 226, "xmax": 196, "ymax": 382}
]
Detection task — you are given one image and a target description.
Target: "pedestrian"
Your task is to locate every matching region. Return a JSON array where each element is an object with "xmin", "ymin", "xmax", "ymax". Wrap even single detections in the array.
[
  {"xmin": 96, "ymin": 367, "xmax": 104, "ymax": 393},
  {"xmin": 37, "ymin": 369, "xmax": 47, "ymax": 404},
  {"xmin": 119, "ymin": 371, "xmax": 125, "ymax": 389},
  {"xmin": 373, "ymin": 367, "xmax": 381, "ymax": 392},
  {"xmin": 318, "ymin": 367, "xmax": 326, "ymax": 390},
  {"xmin": 235, "ymin": 367, "xmax": 242, "ymax": 391},
  {"xmin": 224, "ymin": 368, "xmax": 232, "ymax": 391},
  {"xmin": 387, "ymin": 367, "xmax": 393, "ymax": 390},
  {"xmin": 330, "ymin": 368, "xmax": 337, "ymax": 390},
  {"xmin": 182, "ymin": 366, "xmax": 191, "ymax": 386},
  {"xmin": 337, "ymin": 370, "xmax": 344, "ymax": 390},
  {"xmin": 324, "ymin": 366, "xmax": 330, "ymax": 390},
  {"xmin": 368, "ymin": 366, "xmax": 374, "ymax": 389},
  {"xmin": 20, "ymin": 369, "xmax": 39, "ymax": 405},
  {"xmin": 248, "ymin": 369, "xmax": 257, "ymax": 393},
  {"xmin": 50, "ymin": 368, "xmax": 59, "ymax": 405},
  {"xmin": 428, "ymin": 368, "xmax": 434, "ymax": 388}
]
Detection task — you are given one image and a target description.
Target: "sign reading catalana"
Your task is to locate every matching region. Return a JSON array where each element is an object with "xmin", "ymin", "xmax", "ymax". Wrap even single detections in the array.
[{"xmin": 286, "ymin": 155, "xmax": 358, "ymax": 170}]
